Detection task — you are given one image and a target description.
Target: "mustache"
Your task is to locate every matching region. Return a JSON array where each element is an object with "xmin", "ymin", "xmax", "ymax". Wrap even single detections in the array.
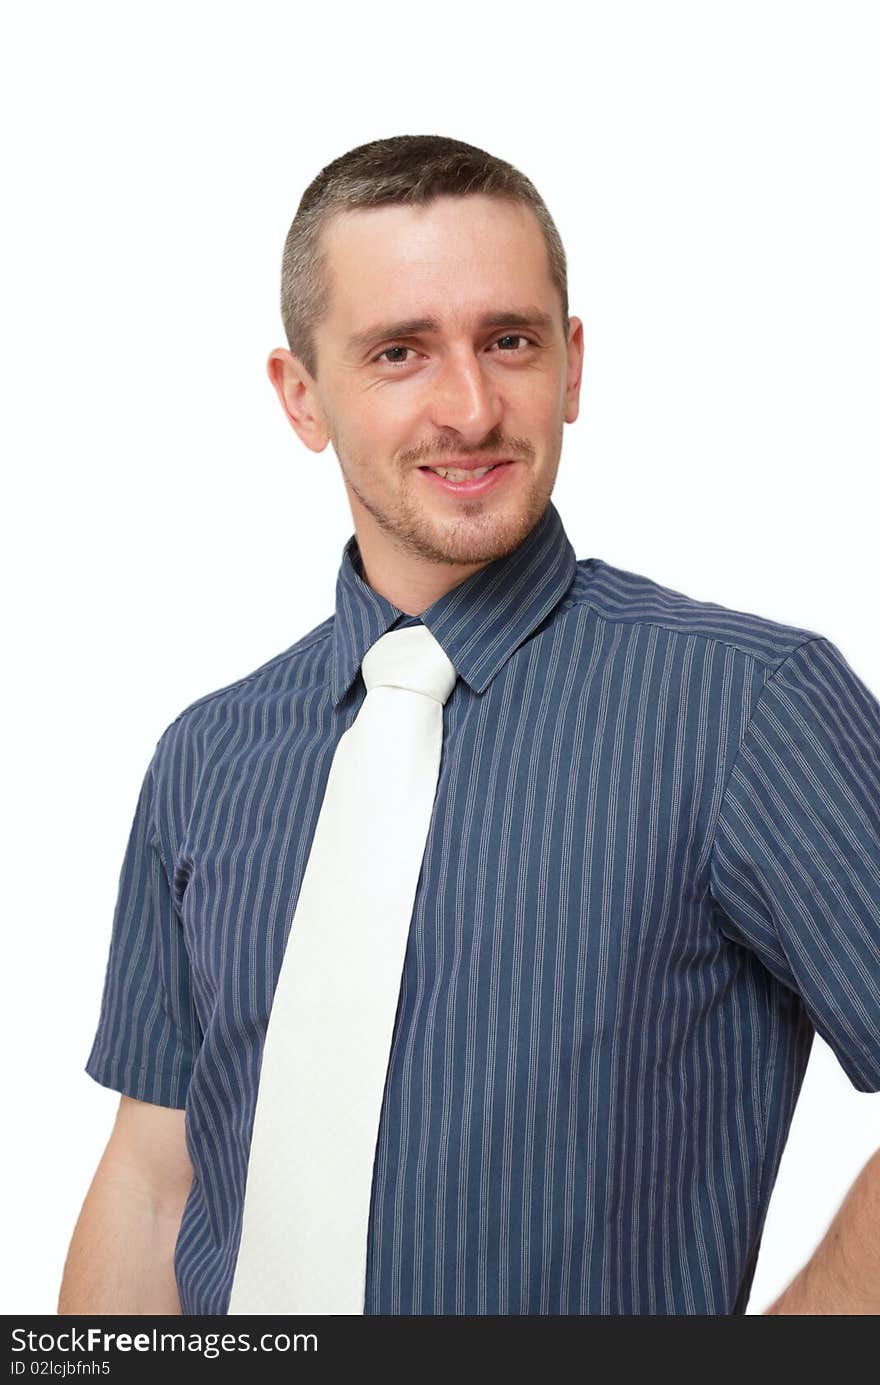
[{"xmin": 401, "ymin": 437, "xmax": 535, "ymax": 466}]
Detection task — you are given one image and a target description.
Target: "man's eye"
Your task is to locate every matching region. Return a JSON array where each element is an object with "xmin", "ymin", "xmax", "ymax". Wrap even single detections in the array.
[
  {"xmin": 491, "ymin": 334, "xmax": 532, "ymax": 352},
  {"xmin": 375, "ymin": 346, "xmax": 414, "ymax": 365}
]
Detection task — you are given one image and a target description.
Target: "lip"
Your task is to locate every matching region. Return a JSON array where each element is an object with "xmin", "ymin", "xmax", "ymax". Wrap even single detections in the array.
[{"xmin": 418, "ymin": 460, "xmax": 517, "ymax": 495}]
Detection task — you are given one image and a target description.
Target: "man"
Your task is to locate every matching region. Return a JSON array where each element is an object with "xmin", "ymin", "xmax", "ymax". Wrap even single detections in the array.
[{"xmin": 59, "ymin": 134, "xmax": 880, "ymax": 1316}]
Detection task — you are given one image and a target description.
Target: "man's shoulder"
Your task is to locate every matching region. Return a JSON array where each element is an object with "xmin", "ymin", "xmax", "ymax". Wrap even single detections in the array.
[
  {"xmin": 570, "ymin": 554, "xmax": 826, "ymax": 675},
  {"xmin": 155, "ymin": 611, "xmax": 336, "ymax": 749}
]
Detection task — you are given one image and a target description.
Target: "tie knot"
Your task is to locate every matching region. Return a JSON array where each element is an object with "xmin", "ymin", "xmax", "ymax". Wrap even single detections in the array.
[{"xmin": 361, "ymin": 624, "xmax": 458, "ymax": 705}]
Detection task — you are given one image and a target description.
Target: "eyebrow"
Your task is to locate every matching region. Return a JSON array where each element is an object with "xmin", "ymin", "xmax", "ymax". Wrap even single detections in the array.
[{"xmin": 346, "ymin": 308, "xmax": 557, "ymax": 356}]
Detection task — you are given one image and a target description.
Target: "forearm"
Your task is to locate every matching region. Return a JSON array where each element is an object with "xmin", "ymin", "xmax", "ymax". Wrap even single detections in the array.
[
  {"xmin": 764, "ymin": 1146, "xmax": 880, "ymax": 1314},
  {"xmin": 58, "ymin": 1171, "xmax": 186, "ymax": 1315}
]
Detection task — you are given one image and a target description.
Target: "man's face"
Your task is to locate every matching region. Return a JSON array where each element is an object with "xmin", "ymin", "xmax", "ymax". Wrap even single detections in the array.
[{"xmin": 271, "ymin": 193, "xmax": 583, "ymax": 573}]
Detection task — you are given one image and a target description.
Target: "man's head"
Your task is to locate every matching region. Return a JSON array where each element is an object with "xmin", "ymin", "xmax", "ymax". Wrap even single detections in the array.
[{"xmin": 268, "ymin": 135, "xmax": 583, "ymax": 601}]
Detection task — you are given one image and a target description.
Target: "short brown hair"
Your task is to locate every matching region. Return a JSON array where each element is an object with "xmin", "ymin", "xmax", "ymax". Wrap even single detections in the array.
[{"xmin": 280, "ymin": 134, "xmax": 569, "ymax": 379}]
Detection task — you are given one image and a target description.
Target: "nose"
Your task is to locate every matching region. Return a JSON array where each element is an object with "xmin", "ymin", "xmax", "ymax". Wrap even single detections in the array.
[{"xmin": 426, "ymin": 347, "xmax": 503, "ymax": 440}]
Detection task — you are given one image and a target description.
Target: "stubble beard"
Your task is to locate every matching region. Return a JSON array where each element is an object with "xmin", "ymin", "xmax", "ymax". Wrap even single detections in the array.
[{"xmin": 334, "ymin": 413, "xmax": 564, "ymax": 569}]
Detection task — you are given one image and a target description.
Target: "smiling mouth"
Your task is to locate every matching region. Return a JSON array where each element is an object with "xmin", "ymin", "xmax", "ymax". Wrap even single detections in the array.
[
  {"xmin": 416, "ymin": 460, "xmax": 518, "ymax": 493},
  {"xmin": 421, "ymin": 464, "xmax": 501, "ymax": 480}
]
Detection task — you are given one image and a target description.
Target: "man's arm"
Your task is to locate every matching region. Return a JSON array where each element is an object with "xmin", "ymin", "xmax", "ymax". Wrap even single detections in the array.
[
  {"xmin": 57, "ymin": 1094, "xmax": 194, "ymax": 1315},
  {"xmin": 763, "ymin": 1145, "xmax": 880, "ymax": 1314}
]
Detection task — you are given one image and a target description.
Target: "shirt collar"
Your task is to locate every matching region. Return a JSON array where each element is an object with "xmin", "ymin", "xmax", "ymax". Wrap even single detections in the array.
[{"xmin": 330, "ymin": 498, "xmax": 578, "ymax": 707}]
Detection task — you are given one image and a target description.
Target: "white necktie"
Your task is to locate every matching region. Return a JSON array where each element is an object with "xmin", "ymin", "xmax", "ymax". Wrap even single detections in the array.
[{"xmin": 227, "ymin": 622, "xmax": 458, "ymax": 1315}]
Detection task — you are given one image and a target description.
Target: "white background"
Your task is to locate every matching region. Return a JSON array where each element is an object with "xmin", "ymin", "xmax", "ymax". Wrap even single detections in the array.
[{"xmin": 2, "ymin": 0, "xmax": 878, "ymax": 1316}]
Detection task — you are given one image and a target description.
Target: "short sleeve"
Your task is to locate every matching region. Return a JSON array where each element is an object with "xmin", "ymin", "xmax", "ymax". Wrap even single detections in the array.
[
  {"xmin": 84, "ymin": 737, "xmax": 202, "ymax": 1109},
  {"xmin": 708, "ymin": 635, "xmax": 880, "ymax": 1092}
]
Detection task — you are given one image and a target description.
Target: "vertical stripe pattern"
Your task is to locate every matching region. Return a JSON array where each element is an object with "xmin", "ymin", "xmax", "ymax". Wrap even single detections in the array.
[{"xmin": 85, "ymin": 499, "xmax": 880, "ymax": 1315}]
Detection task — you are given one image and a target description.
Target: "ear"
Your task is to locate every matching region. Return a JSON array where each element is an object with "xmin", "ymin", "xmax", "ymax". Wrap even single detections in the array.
[
  {"xmin": 563, "ymin": 316, "xmax": 585, "ymax": 425},
  {"xmin": 266, "ymin": 348, "xmax": 331, "ymax": 452}
]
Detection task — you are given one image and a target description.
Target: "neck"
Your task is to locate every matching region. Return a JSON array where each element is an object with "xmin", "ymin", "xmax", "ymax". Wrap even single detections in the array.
[{"xmin": 348, "ymin": 502, "xmax": 493, "ymax": 616}]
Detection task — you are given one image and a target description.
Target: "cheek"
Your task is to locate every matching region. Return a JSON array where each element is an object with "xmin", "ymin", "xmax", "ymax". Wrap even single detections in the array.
[
  {"xmin": 510, "ymin": 378, "xmax": 564, "ymax": 430},
  {"xmin": 351, "ymin": 386, "xmax": 422, "ymax": 448}
]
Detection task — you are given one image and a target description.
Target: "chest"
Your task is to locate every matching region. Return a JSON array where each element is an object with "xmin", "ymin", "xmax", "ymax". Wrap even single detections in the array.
[{"xmin": 176, "ymin": 668, "xmax": 720, "ymax": 1040}]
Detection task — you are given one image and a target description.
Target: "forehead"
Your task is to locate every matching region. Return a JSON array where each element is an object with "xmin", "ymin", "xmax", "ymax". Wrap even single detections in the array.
[{"xmin": 318, "ymin": 195, "xmax": 556, "ymax": 333}]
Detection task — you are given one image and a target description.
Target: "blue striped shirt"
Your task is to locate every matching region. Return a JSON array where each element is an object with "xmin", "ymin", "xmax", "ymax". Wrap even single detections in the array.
[{"xmin": 85, "ymin": 498, "xmax": 880, "ymax": 1315}]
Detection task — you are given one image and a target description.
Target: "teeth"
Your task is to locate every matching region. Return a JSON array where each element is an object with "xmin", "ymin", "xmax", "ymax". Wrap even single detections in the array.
[{"xmin": 430, "ymin": 466, "xmax": 496, "ymax": 481}]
